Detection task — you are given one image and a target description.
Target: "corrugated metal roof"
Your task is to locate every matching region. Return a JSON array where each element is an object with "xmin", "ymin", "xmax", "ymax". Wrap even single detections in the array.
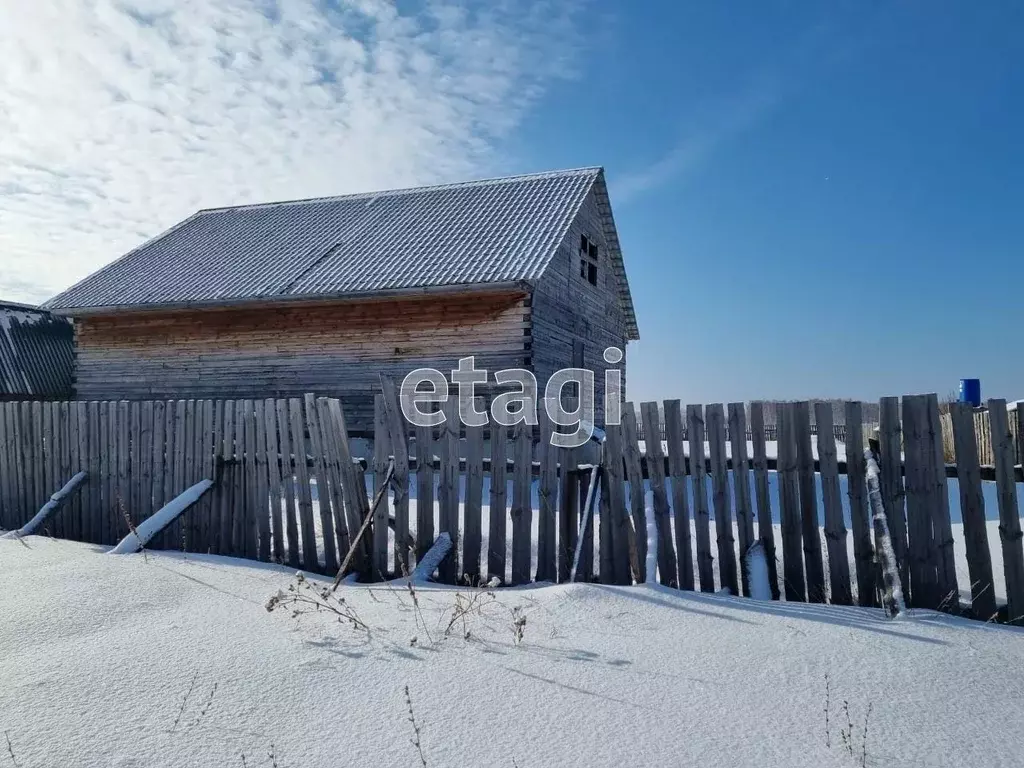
[
  {"xmin": 45, "ymin": 167, "xmax": 639, "ymax": 339},
  {"xmin": 0, "ymin": 303, "xmax": 75, "ymax": 399}
]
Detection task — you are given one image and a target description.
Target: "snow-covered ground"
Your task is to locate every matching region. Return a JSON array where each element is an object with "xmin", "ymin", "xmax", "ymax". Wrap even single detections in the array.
[{"xmin": 2, "ymin": 536, "xmax": 1023, "ymax": 768}]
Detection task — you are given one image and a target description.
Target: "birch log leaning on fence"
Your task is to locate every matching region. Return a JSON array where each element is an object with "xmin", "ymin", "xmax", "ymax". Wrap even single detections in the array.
[
  {"xmin": 108, "ymin": 479, "xmax": 215, "ymax": 554},
  {"xmin": 1, "ymin": 472, "xmax": 88, "ymax": 539}
]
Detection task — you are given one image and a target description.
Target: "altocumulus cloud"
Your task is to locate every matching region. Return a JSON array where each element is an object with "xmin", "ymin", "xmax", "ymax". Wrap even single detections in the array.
[{"xmin": 0, "ymin": 0, "xmax": 582, "ymax": 303}]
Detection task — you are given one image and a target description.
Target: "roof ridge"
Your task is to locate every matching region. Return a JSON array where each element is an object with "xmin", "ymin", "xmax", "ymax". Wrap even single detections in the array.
[{"xmin": 195, "ymin": 166, "xmax": 604, "ymax": 215}]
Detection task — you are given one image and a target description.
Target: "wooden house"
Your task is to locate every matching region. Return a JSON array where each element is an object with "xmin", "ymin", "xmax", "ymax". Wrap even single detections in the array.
[
  {"xmin": 0, "ymin": 301, "xmax": 75, "ymax": 400},
  {"xmin": 45, "ymin": 168, "xmax": 639, "ymax": 431}
]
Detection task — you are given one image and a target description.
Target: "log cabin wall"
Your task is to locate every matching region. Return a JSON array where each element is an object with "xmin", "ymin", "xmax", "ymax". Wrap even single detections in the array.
[
  {"xmin": 531, "ymin": 186, "xmax": 629, "ymax": 420},
  {"xmin": 73, "ymin": 291, "xmax": 530, "ymax": 432}
]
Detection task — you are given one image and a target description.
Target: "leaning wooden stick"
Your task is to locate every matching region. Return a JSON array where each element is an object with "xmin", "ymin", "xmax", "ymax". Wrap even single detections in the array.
[
  {"xmin": 332, "ymin": 458, "xmax": 395, "ymax": 590},
  {"xmin": 569, "ymin": 464, "xmax": 602, "ymax": 583}
]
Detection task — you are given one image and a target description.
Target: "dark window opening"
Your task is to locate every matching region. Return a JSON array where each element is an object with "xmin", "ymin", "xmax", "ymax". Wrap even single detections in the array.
[{"xmin": 579, "ymin": 234, "xmax": 599, "ymax": 286}]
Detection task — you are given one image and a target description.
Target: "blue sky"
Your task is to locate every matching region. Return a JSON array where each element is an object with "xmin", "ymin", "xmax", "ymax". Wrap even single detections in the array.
[
  {"xmin": 510, "ymin": 2, "xmax": 1024, "ymax": 404},
  {"xmin": 1, "ymin": 1, "xmax": 1020, "ymax": 406}
]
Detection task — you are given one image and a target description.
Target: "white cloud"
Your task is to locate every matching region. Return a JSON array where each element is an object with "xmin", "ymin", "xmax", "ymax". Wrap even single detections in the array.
[{"xmin": 0, "ymin": 0, "xmax": 582, "ymax": 303}]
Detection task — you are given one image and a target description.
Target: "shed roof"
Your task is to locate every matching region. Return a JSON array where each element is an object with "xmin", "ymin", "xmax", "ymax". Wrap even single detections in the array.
[
  {"xmin": 46, "ymin": 167, "xmax": 638, "ymax": 339},
  {"xmin": 0, "ymin": 302, "xmax": 75, "ymax": 399}
]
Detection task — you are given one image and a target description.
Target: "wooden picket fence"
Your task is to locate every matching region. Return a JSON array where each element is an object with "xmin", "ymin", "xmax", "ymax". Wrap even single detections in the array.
[{"xmin": 2, "ymin": 389, "xmax": 1023, "ymax": 625}]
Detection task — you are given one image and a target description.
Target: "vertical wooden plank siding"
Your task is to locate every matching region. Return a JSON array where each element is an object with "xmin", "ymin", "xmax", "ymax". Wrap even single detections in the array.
[
  {"xmin": 949, "ymin": 401, "xmax": 997, "ymax": 619},
  {"xmin": 878, "ymin": 396, "xmax": 909, "ymax": 601},
  {"xmin": 415, "ymin": 419, "xmax": 436, "ymax": 562},
  {"xmin": 303, "ymin": 393, "xmax": 337, "ymax": 573},
  {"xmin": 728, "ymin": 402, "xmax": 755, "ymax": 596},
  {"xmin": 777, "ymin": 403, "xmax": 806, "ymax": 602},
  {"xmin": 926, "ymin": 394, "xmax": 958, "ymax": 607},
  {"xmin": 0, "ymin": 405, "xmax": 10, "ymax": 529},
  {"xmin": 620, "ymin": 404, "xmax": 648, "ymax": 583},
  {"xmin": 58, "ymin": 403, "xmax": 71, "ymax": 536},
  {"xmin": 642, "ymin": 401, "xmax": 677, "ymax": 588},
  {"xmin": 31, "ymin": 402, "xmax": 43, "ymax": 516},
  {"xmin": 240, "ymin": 400, "xmax": 260, "ymax": 559},
  {"xmin": 557, "ymin": 444, "xmax": 579, "ymax": 583},
  {"xmin": 15, "ymin": 403, "xmax": 29, "ymax": 528},
  {"xmin": 231, "ymin": 400, "xmax": 247, "ymax": 555},
  {"xmin": 602, "ymin": 419, "xmax": 631, "ymax": 585},
  {"xmin": 98, "ymin": 400, "xmax": 112, "ymax": 544},
  {"xmin": 150, "ymin": 401, "xmax": 166, "ymax": 547},
  {"xmin": 315, "ymin": 397, "xmax": 349, "ymax": 563},
  {"xmin": 159, "ymin": 401, "xmax": 176, "ymax": 548},
  {"xmin": 129, "ymin": 402, "xmax": 142, "ymax": 532},
  {"xmin": 69, "ymin": 403, "xmax": 83, "ymax": 539},
  {"xmin": 488, "ymin": 424, "xmax": 508, "ymax": 582},
  {"xmin": 535, "ymin": 407, "xmax": 558, "ymax": 583},
  {"xmin": 116, "ymin": 400, "xmax": 130, "ymax": 541},
  {"xmin": 463, "ymin": 398, "xmax": 485, "ymax": 582},
  {"xmin": 793, "ymin": 401, "xmax": 825, "ymax": 603},
  {"xmin": 172, "ymin": 400, "xmax": 188, "ymax": 549},
  {"xmin": 289, "ymin": 399, "xmax": 318, "ymax": 571},
  {"xmin": 41, "ymin": 403, "xmax": 52, "ymax": 529},
  {"xmin": 252, "ymin": 399, "xmax": 271, "ymax": 561},
  {"xmin": 902, "ymin": 395, "xmax": 938, "ymax": 608},
  {"xmin": 263, "ymin": 399, "xmax": 285, "ymax": 562},
  {"xmin": 987, "ymin": 399, "xmax": 1024, "ymax": 624},
  {"xmin": 844, "ymin": 402, "xmax": 876, "ymax": 607},
  {"xmin": 510, "ymin": 420, "xmax": 533, "ymax": 585},
  {"xmin": 215, "ymin": 401, "xmax": 233, "ymax": 554},
  {"xmin": 271, "ymin": 400, "xmax": 295, "ymax": 565},
  {"xmin": 705, "ymin": 404, "xmax": 738, "ymax": 596},
  {"xmin": 371, "ymin": 394, "xmax": 391, "ymax": 578},
  {"xmin": 664, "ymin": 400, "xmax": 693, "ymax": 591},
  {"xmin": 815, "ymin": 402, "xmax": 852, "ymax": 605},
  {"xmin": 687, "ymin": 404, "xmax": 714, "ymax": 592},
  {"xmin": 379, "ymin": 378, "xmax": 412, "ymax": 576},
  {"xmin": 438, "ymin": 396, "xmax": 461, "ymax": 583}
]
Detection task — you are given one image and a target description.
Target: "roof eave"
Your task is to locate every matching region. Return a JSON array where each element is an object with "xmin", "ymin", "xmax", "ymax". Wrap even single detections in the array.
[{"xmin": 49, "ymin": 280, "xmax": 534, "ymax": 318}]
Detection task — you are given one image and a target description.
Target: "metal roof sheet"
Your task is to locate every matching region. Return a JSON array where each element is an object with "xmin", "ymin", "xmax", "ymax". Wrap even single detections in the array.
[
  {"xmin": 45, "ymin": 168, "xmax": 638, "ymax": 339},
  {"xmin": 0, "ymin": 304, "xmax": 75, "ymax": 399}
]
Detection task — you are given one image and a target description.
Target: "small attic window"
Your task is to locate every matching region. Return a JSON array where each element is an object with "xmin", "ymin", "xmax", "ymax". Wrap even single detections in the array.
[{"xmin": 579, "ymin": 234, "xmax": 599, "ymax": 286}]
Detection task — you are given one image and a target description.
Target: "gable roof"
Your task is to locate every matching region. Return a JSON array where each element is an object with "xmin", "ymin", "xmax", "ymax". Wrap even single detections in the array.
[
  {"xmin": 45, "ymin": 167, "xmax": 639, "ymax": 340},
  {"xmin": 0, "ymin": 302, "xmax": 75, "ymax": 399}
]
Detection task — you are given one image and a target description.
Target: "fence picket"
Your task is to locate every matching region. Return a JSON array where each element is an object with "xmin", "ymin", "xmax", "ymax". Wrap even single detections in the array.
[
  {"xmin": 728, "ymin": 402, "xmax": 755, "ymax": 596},
  {"xmin": 602, "ymin": 419, "xmax": 631, "ymax": 585},
  {"xmin": 274, "ymin": 400, "xmax": 298, "ymax": 566},
  {"xmin": 326, "ymin": 399, "xmax": 363, "ymax": 571},
  {"xmin": 902, "ymin": 395, "xmax": 938, "ymax": 608},
  {"xmin": 777, "ymin": 402, "xmax": 805, "ymax": 602},
  {"xmin": 438, "ymin": 396, "xmax": 460, "ymax": 583},
  {"xmin": 749, "ymin": 404, "xmax": 779, "ymax": 599},
  {"xmin": 415, "ymin": 418, "xmax": 436, "ymax": 563},
  {"xmin": 289, "ymin": 398, "xmax": 317, "ymax": 571},
  {"xmin": 879, "ymin": 397, "xmax": 909, "ymax": 602},
  {"xmin": 987, "ymin": 399, "xmax": 1024, "ymax": 624},
  {"xmin": 794, "ymin": 401, "xmax": 825, "ymax": 603},
  {"xmin": 577, "ymin": 467, "xmax": 594, "ymax": 581},
  {"xmin": 706, "ymin": 404, "xmax": 737, "ymax": 596},
  {"xmin": 372, "ymin": 394, "xmax": 391, "ymax": 579},
  {"xmin": 0, "ymin": 405, "xmax": 10, "ymax": 528},
  {"xmin": 536, "ymin": 408, "xmax": 558, "ymax": 583},
  {"xmin": 664, "ymin": 400, "xmax": 693, "ymax": 591},
  {"xmin": 379, "ymin": 379, "xmax": 411, "ymax": 576},
  {"xmin": 926, "ymin": 394, "xmax": 958, "ymax": 607},
  {"xmin": 304, "ymin": 393, "xmax": 337, "ymax": 573},
  {"xmin": 642, "ymin": 401, "xmax": 676, "ymax": 588},
  {"xmin": 316, "ymin": 397, "xmax": 349, "ymax": 563},
  {"xmin": 488, "ymin": 424, "xmax": 508, "ymax": 582},
  {"xmin": 463, "ymin": 398, "xmax": 485, "ymax": 582},
  {"xmin": 41, "ymin": 402, "xmax": 53, "ymax": 531},
  {"xmin": 843, "ymin": 402, "xmax": 875, "ymax": 607},
  {"xmin": 949, "ymin": 401, "xmax": 997, "ymax": 619},
  {"xmin": 816, "ymin": 402, "xmax": 851, "ymax": 605},
  {"xmin": 687, "ymin": 405, "xmax": 714, "ymax": 592},
  {"xmin": 557, "ymin": 444, "xmax": 579, "ymax": 583},
  {"xmin": 116, "ymin": 400, "xmax": 129, "ymax": 541},
  {"xmin": 510, "ymin": 421, "xmax": 533, "ymax": 586},
  {"xmin": 620, "ymin": 404, "xmax": 648, "ymax": 582},
  {"xmin": 264, "ymin": 398, "xmax": 285, "ymax": 563}
]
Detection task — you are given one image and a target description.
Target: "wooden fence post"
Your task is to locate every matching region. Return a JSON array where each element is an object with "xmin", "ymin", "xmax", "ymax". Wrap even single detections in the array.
[
  {"xmin": 536, "ymin": 407, "xmax": 558, "ymax": 583},
  {"xmin": 949, "ymin": 401, "xmax": 997, "ymax": 619},
  {"xmin": 289, "ymin": 399, "xmax": 317, "ymax": 570},
  {"xmin": 463, "ymin": 398, "xmax": 486, "ymax": 583},
  {"xmin": 777, "ymin": 402, "xmax": 805, "ymax": 602},
  {"xmin": 557, "ymin": 445, "xmax": 579, "ymax": 583},
  {"xmin": 371, "ymin": 394, "xmax": 391, "ymax": 579},
  {"xmin": 438, "ymin": 395, "xmax": 460, "ymax": 583},
  {"xmin": 844, "ymin": 402, "xmax": 876, "ymax": 607},
  {"xmin": 415, "ymin": 416, "xmax": 436, "ymax": 564},
  {"xmin": 988, "ymin": 399, "xmax": 1024, "ymax": 624},
  {"xmin": 926, "ymin": 394, "xmax": 958, "ymax": 608},
  {"xmin": 488, "ymin": 423, "xmax": 508, "ymax": 583},
  {"xmin": 620, "ymin": 404, "xmax": 648, "ymax": 583},
  {"xmin": 902, "ymin": 394, "xmax": 939, "ymax": 608},
  {"xmin": 510, "ymin": 420, "xmax": 533, "ymax": 586},
  {"xmin": 379, "ymin": 379, "xmax": 412, "ymax": 577},
  {"xmin": 687, "ymin": 404, "xmax": 714, "ymax": 592},
  {"xmin": 793, "ymin": 401, "xmax": 825, "ymax": 603},
  {"xmin": 602, "ymin": 419, "xmax": 631, "ymax": 585},
  {"xmin": 642, "ymin": 401, "xmax": 677, "ymax": 588},
  {"xmin": 749, "ymin": 401, "xmax": 779, "ymax": 600},
  {"xmin": 816, "ymin": 402, "xmax": 851, "ymax": 605},
  {"xmin": 706, "ymin": 403, "xmax": 737, "ymax": 596},
  {"xmin": 878, "ymin": 396, "xmax": 909, "ymax": 603},
  {"xmin": 664, "ymin": 400, "xmax": 693, "ymax": 591},
  {"xmin": 728, "ymin": 402, "xmax": 755, "ymax": 596}
]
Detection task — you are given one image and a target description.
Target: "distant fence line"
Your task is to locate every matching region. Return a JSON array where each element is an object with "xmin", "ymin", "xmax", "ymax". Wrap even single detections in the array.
[
  {"xmin": 634, "ymin": 419, "xmax": 853, "ymax": 445},
  {"xmin": 0, "ymin": 391, "xmax": 1022, "ymax": 625}
]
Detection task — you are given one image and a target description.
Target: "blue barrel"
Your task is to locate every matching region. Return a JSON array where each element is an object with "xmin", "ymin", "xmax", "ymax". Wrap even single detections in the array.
[{"xmin": 959, "ymin": 378, "xmax": 981, "ymax": 407}]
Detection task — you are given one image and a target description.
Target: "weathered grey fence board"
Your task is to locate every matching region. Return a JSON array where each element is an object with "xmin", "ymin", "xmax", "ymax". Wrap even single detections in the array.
[
  {"xmin": 902, "ymin": 395, "xmax": 939, "ymax": 609},
  {"xmin": 987, "ymin": 399, "xmax": 1024, "ymax": 624},
  {"xmin": 664, "ymin": 400, "xmax": 693, "ymax": 591},
  {"xmin": 536, "ymin": 409, "xmax": 558, "ymax": 583},
  {"xmin": 328, "ymin": 397, "xmax": 368, "ymax": 575},
  {"xmin": 41, "ymin": 403, "xmax": 53, "ymax": 534},
  {"xmin": 216, "ymin": 401, "xmax": 234, "ymax": 555},
  {"xmin": 777, "ymin": 402, "xmax": 805, "ymax": 602},
  {"xmin": 926, "ymin": 394, "xmax": 957, "ymax": 607},
  {"xmin": 438, "ymin": 396, "xmax": 461, "ymax": 583},
  {"xmin": 510, "ymin": 421, "xmax": 533, "ymax": 586},
  {"xmin": 371, "ymin": 394, "xmax": 391, "ymax": 578},
  {"xmin": 687, "ymin": 404, "xmax": 714, "ymax": 592},
  {"xmin": 949, "ymin": 401, "xmax": 997, "ymax": 619},
  {"xmin": 642, "ymin": 401, "xmax": 677, "ymax": 588},
  {"xmin": 31, "ymin": 402, "xmax": 43, "ymax": 523},
  {"xmin": 843, "ymin": 402, "xmax": 875, "ymax": 607},
  {"xmin": 264, "ymin": 398, "xmax": 285, "ymax": 562},
  {"xmin": 816, "ymin": 402, "xmax": 851, "ymax": 605},
  {"xmin": 706, "ymin": 403, "xmax": 738, "ymax": 596},
  {"xmin": 728, "ymin": 402, "xmax": 755, "ymax": 597},
  {"xmin": 304, "ymin": 393, "xmax": 337, "ymax": 572},
  {"xmin": 315, "ymin": 396, "xmax": 349, "ymax": 565},
  {"xmin": 793, "ymin": 401, "xmax": 825, "ymax": 603},
  {"xmin": 253, "ymin": 400, "xmax": 271, "ymax": 562},
  {"xmin": 488, "ymin": 424, "xmax": 508, "ymax": 582},
  {"xmin": 620, "ymin": 404, "xmax": 648, "ymax": 583},
  {"xmin": 289, "ymin": 398, "xmax": 317, "ymax": 570},
  {"xmin": 878, "ymin": 396, "xmax": 909, "ymax": 602},
  {"xmin": 379, "ymin": 379, "xmax": 411, "ymax": 576},
  {"xmin": 558, "ymin": 445, "xmax": 579, "ymax": 583},
  {"xmin": 602, "ymin": 419, "xmax": 630, "ymax": 585},
  {"xmin": 414, "ymin": 418, "xmax": 436, "ymax": 563},
  {"xmin": 463, "ymin": 400, "xmax": 485, "ymax": 582}
]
